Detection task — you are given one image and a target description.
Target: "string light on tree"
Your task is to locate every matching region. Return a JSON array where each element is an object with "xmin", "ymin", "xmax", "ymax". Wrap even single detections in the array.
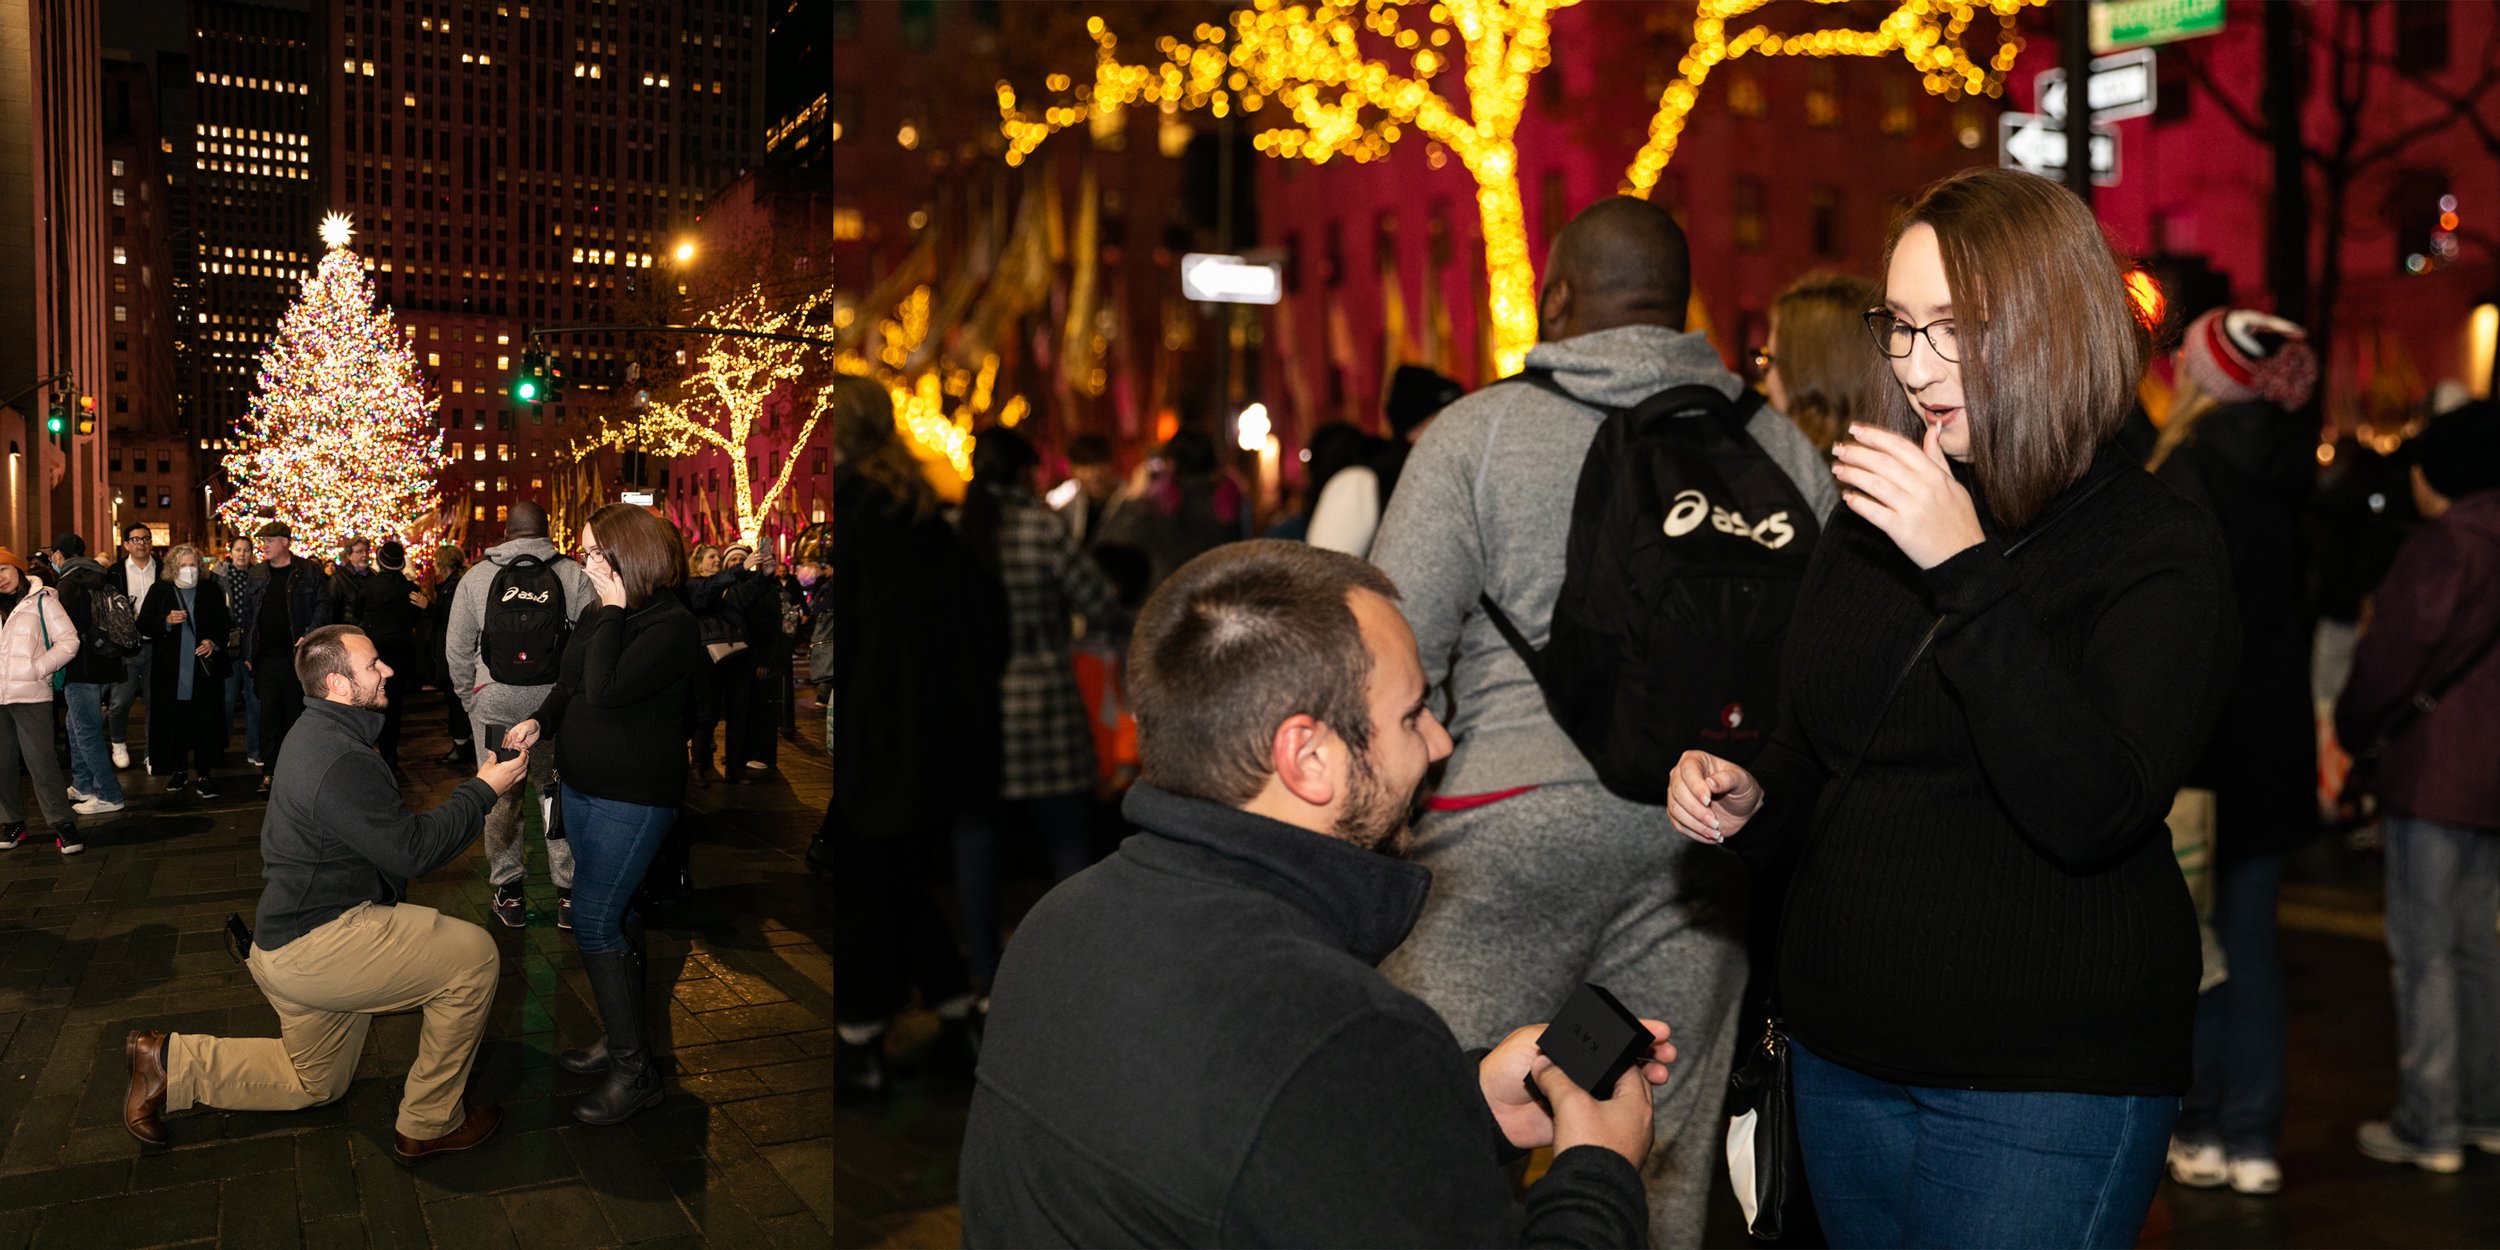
[
  {"xmin": 1000, "ymin": 0, "xmax": 2043, "ymax": 376},
  {"xmin": 1622, "ymin": 0, "xmax": 2041, "ymax": 196},
  {"xmin": 218, "ymin": 212, "xmax": 447, "ymax": 557},
  {"xmin": 575, "ymin": 284, "xmax": 836, "ymax": 548}
]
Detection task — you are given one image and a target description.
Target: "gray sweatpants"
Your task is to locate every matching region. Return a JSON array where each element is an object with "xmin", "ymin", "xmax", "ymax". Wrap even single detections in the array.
[
  {"xmin": 0, "ymin": 701, "xmax": 75, "ymax": 827},
  {"xmin": 472, "ymin": 712, "xmax": 574, "ymax": 890},
  {"xmin": 1382, "ymin": 781, "xmax": 1748, "ymax": 1249}
]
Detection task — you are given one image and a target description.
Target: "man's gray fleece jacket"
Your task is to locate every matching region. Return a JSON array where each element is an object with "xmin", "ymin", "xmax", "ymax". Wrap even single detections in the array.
[
  {"xmin": 1370, "ymin": 324, "xmax": 1840, "ymax": 798},
  {"xmin": 444, "ymin": 536, "xmax": 598, "ymax": 728}
]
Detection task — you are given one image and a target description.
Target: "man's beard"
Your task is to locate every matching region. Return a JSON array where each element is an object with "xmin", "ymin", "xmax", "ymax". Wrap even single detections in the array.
[
  {"xmin": 1332, "ymin": 747, "xmax": 1427, "ymax": 858},
  {"xmin": 352, "ymin": 680, "xmax": 389, "ymax": 710}
]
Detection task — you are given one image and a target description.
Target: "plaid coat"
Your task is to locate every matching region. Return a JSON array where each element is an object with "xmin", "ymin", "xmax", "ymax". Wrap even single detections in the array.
[{"xmin": 990, "ymin": 493, "xmax": 1120, "ymax": 800}]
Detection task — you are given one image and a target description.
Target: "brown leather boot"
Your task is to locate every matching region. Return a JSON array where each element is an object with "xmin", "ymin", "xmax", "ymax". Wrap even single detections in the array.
[
  {"xmin": 391, "ymin": 1102, "xmax": 503, "ymax": 1165},
  {"xmin": 124, "ymin": 1030, "xmax": 169, "ymax": 1146}
]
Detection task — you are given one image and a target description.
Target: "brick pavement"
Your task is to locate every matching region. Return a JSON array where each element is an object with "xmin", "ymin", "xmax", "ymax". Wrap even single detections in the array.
[{"xmin": 0, "ymin": 686, "xmax": 836, "ymax": 1249}]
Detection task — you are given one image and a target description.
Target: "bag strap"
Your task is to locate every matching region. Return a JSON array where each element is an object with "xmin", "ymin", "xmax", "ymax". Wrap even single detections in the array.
[{"xmin": 2354, "ymin": 587, "xmax": 2500, "ymax": 761}]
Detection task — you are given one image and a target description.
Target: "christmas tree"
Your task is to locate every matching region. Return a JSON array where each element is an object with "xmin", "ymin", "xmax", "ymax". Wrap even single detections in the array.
[{"xmin": 219, "ymin": 212, "xmax": 445, "ymax": 554}]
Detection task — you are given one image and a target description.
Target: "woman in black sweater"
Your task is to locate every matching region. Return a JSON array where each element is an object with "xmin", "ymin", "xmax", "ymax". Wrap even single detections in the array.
[
  {"xmin": 1669, "ymin": 169, "xmax": 2237, "ymax": 1249},
  {"xmin": 505, "ymin": 503, "xmax": 705, "ymax": 1126}
]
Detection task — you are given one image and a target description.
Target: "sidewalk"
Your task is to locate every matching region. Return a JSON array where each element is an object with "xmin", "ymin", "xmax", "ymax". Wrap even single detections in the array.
[{"xmin": 0, "ymin": 687, "xmax": 835, "ymax": 1249}]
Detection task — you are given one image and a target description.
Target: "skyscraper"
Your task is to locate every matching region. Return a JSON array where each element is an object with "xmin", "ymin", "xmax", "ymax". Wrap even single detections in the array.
[{"xmin": 324, "ymin": 0, "xmax": 767, "ymax": 539}]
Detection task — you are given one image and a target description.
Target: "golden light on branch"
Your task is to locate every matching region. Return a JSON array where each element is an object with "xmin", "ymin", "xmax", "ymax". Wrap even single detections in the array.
[
  {"xmin": 576, "ymin": 285, "xmax": 830, "ymax": 548},
  {"xmin": 1621, "ymin": 0, "xmax": 2042, "ymax": 195},
  {"xmin": 1000, "ymin": 1, "xmax": 1566, "ymax": 375}
]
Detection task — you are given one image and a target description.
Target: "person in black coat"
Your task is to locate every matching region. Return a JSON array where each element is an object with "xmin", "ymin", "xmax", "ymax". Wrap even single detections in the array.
[
  {"xmin": 137, "ymin": 544, "xmax": 234, "ymax": 797},
  {"xmin": 422, "ymin": 545, "xmax": 472, "ymax": 765},
  {"xmin": 353, "ymin": 542, "xmax": 430, "ymax": 767},
  {"xmin": 824, "ymin": 381, "xmax": 1001, "ymax": 1102},
  {"xmin": 2147, "ymin": 308, "xmax": 2322, "ymax": 1194}
]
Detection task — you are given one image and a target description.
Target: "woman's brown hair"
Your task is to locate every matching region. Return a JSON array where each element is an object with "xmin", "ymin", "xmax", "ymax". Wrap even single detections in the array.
[
  {"xmin": 1877, "ymin": 168, "xmax": 2148, "ymax": 527},
  {"xmin": 585, "ymin": 503, "xmax": 686, "ymax": 607},
  {"xmin": 1771, "ymin": 270, "xmax": 1883, "ymax": 453}
]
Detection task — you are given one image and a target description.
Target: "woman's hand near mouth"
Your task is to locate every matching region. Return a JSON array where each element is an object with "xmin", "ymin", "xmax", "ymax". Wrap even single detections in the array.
[{"xmin": 1831, "ymin": 422, "xmax": 1988, "ymax": 570}]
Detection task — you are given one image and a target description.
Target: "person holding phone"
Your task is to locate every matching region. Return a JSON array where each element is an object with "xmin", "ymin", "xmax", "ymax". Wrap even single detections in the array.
[
  {"xmin": 1664, "ymin": 169, "xmax": 2237, "ymax": 1248},
  {"xmin": 500, "ymin": 504, "xmax": 704, "ymax": 1125}
]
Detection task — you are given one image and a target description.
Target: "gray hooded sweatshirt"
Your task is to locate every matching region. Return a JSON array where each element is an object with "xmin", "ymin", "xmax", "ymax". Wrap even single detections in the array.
[
  {"xmin": 444, "ymin": 536, "xmax": 598, "ymax": 728},
  {"xmin": 1370, "ymin": 324, "xmax": 1839, "ymax": 797}
]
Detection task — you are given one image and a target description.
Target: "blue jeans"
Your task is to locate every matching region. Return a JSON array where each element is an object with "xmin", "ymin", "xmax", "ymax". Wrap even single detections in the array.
[
  {"xmin": 954, "ymin": 791, "xmax": 1094, "ymax": 991},
  {"xmin": 224, "ymin": 662, "xmax": 261, "ymax": 760},
  {"xmin": 560, "ymin": 785, "xmax": 676, "ymax": 955},
  {"xmin": 63, "ymin": 683, "xmax": 122, "ymax": 803},
  {"xmin": 108, "ymin": 661, "xmax": 148, "ymax": 744},
  {"xmin": 2177, "ymin": 854, "xmax": 2287, "ymax": 1158},
  {"xmin": 1793, "ymin": 1040, "xmax": 2174, "ymax": 1249},
  {"xmin": 2383, "ymin": 813, "xmax": 2500, "ymax": 1152}
]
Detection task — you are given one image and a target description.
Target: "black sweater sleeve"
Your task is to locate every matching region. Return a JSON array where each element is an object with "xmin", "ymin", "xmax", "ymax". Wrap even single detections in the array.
[
  {"xmin": 318, "ymin": 752, "xmax": 497, "ymax": 881},
  {"xmin": 1225, "ymin": 1011, "xmax": 1647, "ymax": 1249},
  {"xmin": 1917, "ymin": 518, "xmax": 2238, "ymax": 867}
]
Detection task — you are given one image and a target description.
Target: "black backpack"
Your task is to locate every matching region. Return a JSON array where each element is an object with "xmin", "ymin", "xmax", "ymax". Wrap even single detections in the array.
[
  {"xmin": 1479, "ymin": 370, "xmax": 1820, "ymax": 805},
  {"xmin": 481, "ymin": 554, "xmax": 571, "ymax": 685}
]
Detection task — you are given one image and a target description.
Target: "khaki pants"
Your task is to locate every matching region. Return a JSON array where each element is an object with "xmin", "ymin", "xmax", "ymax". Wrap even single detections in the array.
[{"xmin": 165, "ymin": 902, "xmax": 499, "ymax": 1140}]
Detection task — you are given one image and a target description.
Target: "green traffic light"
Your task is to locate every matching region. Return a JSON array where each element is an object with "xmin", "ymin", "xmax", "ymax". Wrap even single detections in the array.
[
  {"xmin": 516, "ymin": 378, "xmax": 539, "ymax": 402},
  {"xmin": 45, "ymin": 415, "xmax": 63, "ymax": 434}
]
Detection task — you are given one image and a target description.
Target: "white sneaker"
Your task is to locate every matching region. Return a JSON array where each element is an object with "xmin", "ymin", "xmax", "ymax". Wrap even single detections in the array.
[
  {"xmin": 2226, "ymin": 1157, "xmax": 2281, "ymax": 1195},
  {"xmin": 2465, "ymin": 1127, "xmax": 2500, "ymax": 1155},
  {"xmin": 71, "ymin": 796, "xmax": 125, "ymax": 816},
  {"xmin": 2357, "ymin": 1121, "xmax": 2463, "ymax": 1174},
  {"xmin": 110, "ymin": 742, "xmax": 130, "ymax": 770},
  {"xmin": 2167, "ymin": 1139, "xmax": 2228, "ymax": 1188},
  {"xmin": 66, "ymin": 787, "xmax": 93, "ymax": 804}
]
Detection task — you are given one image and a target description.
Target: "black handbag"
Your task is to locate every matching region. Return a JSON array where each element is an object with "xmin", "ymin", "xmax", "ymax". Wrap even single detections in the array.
[{"xmin": 1726, "ymin": 468, "xmax": 2119, "ymax": 1241}]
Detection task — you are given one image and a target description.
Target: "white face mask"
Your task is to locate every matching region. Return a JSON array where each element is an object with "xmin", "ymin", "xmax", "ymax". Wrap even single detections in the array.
[{"xmin": 175, "ymin": 566, "xmax": 198, "ymax": 589}]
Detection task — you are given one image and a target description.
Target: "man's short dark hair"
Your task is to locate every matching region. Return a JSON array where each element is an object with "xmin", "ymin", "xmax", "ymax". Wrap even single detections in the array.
[
  {"xmin": 506, "ymin": 500, "xmax": 549, "ymax": 538},
  {"xmin": 51, "ymin": 533, "xmax": 85, "ymax": 558},
  {"xmin": 295, "ymin": 624, "xmax": 366, "ymax": 696},
  {"xmin": 123, "ymin": 523, "xmax": 150, "ymax": 541},
  {"xmin": 1128, "ymin": 541, "xmax": 1400, "ymax": 806}
]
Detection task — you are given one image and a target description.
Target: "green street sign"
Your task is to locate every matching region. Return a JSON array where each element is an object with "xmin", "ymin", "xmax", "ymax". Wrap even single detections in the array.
[{"xmin": 2091, "ymin": 0, "xmax": 2225, "ymax": 54}]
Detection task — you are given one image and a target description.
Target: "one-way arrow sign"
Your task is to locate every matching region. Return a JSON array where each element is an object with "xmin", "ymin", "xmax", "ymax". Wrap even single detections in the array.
[
  {"xmin": 1999, "ymin": 111, "xmax": 2119, "ymax": 186},
  {"xmin": 2037, "ymin": 47, "xmax": 2158, "ymax": 123}
]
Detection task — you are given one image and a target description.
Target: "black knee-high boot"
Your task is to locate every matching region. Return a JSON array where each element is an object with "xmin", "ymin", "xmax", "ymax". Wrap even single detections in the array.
[
  {"xmin": 560, "ymin": 916, "xmax": 645, "ymax": 1074},
  {"xmin": 573, "ymin": 947, "xmax": 662, "ymax": 1124}
]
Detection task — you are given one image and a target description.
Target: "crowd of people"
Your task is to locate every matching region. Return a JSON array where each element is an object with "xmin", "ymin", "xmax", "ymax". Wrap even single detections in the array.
[
  {"xmin": 0, "ymin": 502, "xmax": 829, "ymax": 1162},
  {"xmin": 829, "ymin": 165, "xmax": 2500, "ymax": 1249}
]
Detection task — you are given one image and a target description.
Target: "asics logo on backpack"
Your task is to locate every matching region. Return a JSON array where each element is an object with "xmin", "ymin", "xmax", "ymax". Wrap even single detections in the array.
[
  {"xmin": 498, "ymin": 586, "xmax": 553, "ymax": 605},
  {"xmin": 1662, "ymin": 489, "xmax": 1799, "ymax": 550}
]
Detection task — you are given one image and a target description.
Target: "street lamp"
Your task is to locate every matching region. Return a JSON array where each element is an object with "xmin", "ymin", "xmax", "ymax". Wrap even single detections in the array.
[{"xmin": 673, "ymin": 240, "xmax": 696, "ymax": 264}]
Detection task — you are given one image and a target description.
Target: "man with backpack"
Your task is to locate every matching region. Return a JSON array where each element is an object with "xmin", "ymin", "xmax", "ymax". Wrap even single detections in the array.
[
  {"xmin": 444, "ymin": 502, "xmax": 594, "ymax": 929},
  {"xmin": 236, "ymin": 521, "xmax": 332, "ymax": 796},
  {"xmin": 1369, "ymin": 197, "xmax": 1837, "ymax": 1246},
  {"xmin": 105, "ymin": 523, "xmax": 162, "ymax": 772},
  {"xmin": 51, "ymin": 534, "xmax": 141, "ymax": 815}
]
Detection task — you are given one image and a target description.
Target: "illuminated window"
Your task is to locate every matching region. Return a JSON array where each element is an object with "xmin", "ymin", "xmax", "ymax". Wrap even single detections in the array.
[
  {"xmin": 1729, "ymin": 71, "xmax": 1767, "ymax": 119},
  {"xmin": 110, "ymin": 188, "xmax": 125, "ymax": 206},
  {"xmin": 110, "ymin": 159, "xmax": 125, "ymax": 177},
  {"xmin": 112, "ymin": 246, "xmax": 127, "ymax": 265}
]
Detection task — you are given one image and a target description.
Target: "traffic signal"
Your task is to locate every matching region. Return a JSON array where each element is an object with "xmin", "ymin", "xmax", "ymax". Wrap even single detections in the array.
[
  {"xmin": 513, "ymin": 347, "xmax": 564, "ymax": 406},
  {"xmin": 75, "ymin": 394, "xmax": 95, "ymax": 437},
  {"xmin": 44, "ymin": 396, "xmax": 66, "ymax": 436}
]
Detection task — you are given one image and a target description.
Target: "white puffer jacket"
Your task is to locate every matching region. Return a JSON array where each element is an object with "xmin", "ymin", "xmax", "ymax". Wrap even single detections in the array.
[{"xmin": 0, "ymin": 586, "xmax": 78, "ymax": 705}]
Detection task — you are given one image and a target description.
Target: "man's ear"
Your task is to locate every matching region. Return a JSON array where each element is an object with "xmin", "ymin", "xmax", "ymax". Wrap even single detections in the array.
[
  {"xmin": 1268, "ymin": 713, "xmax": 1339, "ymax": 809},
  {"xmin": 1537, "ymin": 276, "xmax": 1571, "ymax": 338}
]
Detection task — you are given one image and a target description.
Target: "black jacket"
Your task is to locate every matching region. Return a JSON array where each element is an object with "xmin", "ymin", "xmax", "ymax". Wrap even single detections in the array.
[
  {"xmin": 1737, "ymin": 446, "xmax": 2237, "ymax": 1095},
  {"xmin": 252, "ymin": 699, "xmax": 498, "ymax": 950},
  {"xmin": 52, "ymin": 558, "xmax": 127, "ymax": 685},
  {"xmin": 137, "ymin": 578, "xmax": 233, "ymax": 688},
  {"xmin": 530, "ymin": 596, "xmax": 705, "ymax": 810},
  {"xmin": 236, "ymin": 558, "xmax": 331, "ymax": 659},
  {"xmin": 959, "ymin": 785, "xmax": 1648, "ymax": 1248},
  {"xmin": 348, "ymin": 568, "xmax": 426, "ymax": 654},
  {"xmin": 2154, "ymin": 401, "xmax": 2320, "ymax": 860}
]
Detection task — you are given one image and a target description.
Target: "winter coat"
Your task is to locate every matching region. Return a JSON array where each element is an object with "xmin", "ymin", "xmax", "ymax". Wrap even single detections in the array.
[
  {"xmin": 0, "ymin": 587, "xmax": 77, "ymax": 705},
  {"xmin": 138, "ymin": 578, "xmax": 234, "ymax": 691},
  {"xmin": 2154, "ymin": 400, "xmax": 2320, "ymax": 860},
  {"xmin": 52, "ymin": 558, "xmax": 127, "ymax": 685},
  {"xmin": 831, "ymin": 470, "xmax": 1006, "ymax": 840},
  {"xmin": 2337, "ymin": 490, "xmax": 2500, "ymax": 831},
  {"xmin": 235, "ymin": 558, "xmax": 332, "ymax": 661}
]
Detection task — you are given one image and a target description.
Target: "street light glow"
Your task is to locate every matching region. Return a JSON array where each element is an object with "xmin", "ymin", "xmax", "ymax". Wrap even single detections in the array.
[
  {"xmin": 673, "ymin": 240, "xmax": 696, "ymax": 263},
  {"xmin": 1236, "ymin": 403, "xmax": 1270, "ymax": 452}
]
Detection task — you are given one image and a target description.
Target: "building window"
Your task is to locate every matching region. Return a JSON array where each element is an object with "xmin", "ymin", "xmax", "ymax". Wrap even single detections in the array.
[
  {"xmin": 114, "ymin": 396, "xmax": 128, "ymax": 413},
  {"xmin": 113, "ymin": 304, "xmax": 128, "ymax": 322},
  {"xmin": 110, "ymin": 159, "xmax": 125, "ymax": 177},
  {"xmin": 111, "ymin": 188, "xmax": 125, "ymax": 206},
  {"xmin": 112, "ymin": 246, "xmax": 127, "ymax": 265},
  {"xmin": 1806, "ymin": 65, "xmax": 1841, "ymax": 128},
  {"xmin": 1880, "ymin": 80, "xmax": 1915, "ymax": 139},
  {"xmin": 1810, "ymin": 187, "xmax": 1842, "ymax": 258},
  {"xmin": 1733, "ymin": 178, "xmax": 1765, "ymax": 251},
  {"xmin": 2397, "ymin": 2, "xmax": 2450, "ymax": 73},
  {"xmin": 1728, "ymin": 71, "xmax": 1766, "ymax": 119}
]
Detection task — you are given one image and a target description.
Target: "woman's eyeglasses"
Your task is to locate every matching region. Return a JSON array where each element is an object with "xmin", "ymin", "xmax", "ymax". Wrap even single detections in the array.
[{"xmin": 1863, "ymin": 311, "xmax": 1962, "ymax": 364}]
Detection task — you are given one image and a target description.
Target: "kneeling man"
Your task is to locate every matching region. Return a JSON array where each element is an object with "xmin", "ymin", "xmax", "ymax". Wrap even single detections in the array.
[
  {"xmin": 125, "ymin": 624, "xmax": 531, "ymax": 1161},
  {"xmin": 960, "ymin": 541, "xmax": 1670, "ymax": 1247}
]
